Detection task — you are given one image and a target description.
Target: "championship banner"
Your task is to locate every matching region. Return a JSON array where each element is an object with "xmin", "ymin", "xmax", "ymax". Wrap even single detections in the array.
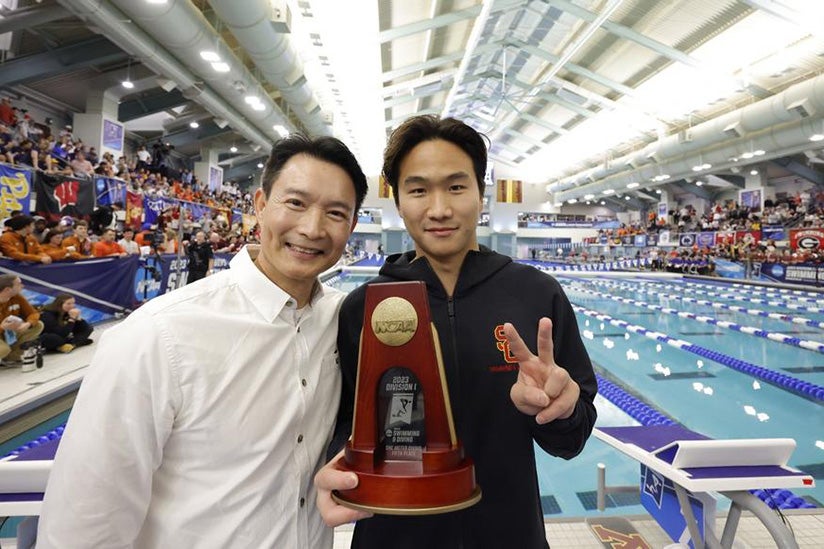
[
  {"xmin": 213, "ymin": 206, "xmax": 232, "ymax": 227},
  {"xmin": 646, "ymin": 233, "xmax": 658, "ymax": 246},
  {"xmin": 94, "ymin": 176, "xmax": 127, "ymax": 207},
  {"xmin": 126, "ymin": 190, "xmax": 144, "ymax": 229},
  {"xmin": 735, "ymin": 230, "xmax": 761, "ymax": 245},
  {"xmin": 760, "ymin": 261, "xmax": 823, "ymax": 286},
  {"xmin": 0, "ymin": 163, "xmax": 33, "ymax": 218},
  {"xmin": 496, "ymin": 179, "xmax": 523, "ymax": 203},
  {"xmin": 143, "ymin": 195, "xmax": 177, "ymax": 226},
  {"xmin": 679, "ymin": 233, "xmax": 696, "ymax": 247},
  {"xmin": 134, "ymin": 252, "xmax": 234, "ymax": 301},
  {"xmin": 715, "ymin": 232, "xmax": 735, "ymax": 246},
  {"xmin": 633, "ymin": 234, "xmax": 647, "ymax": 247},
  {"xmin": 180, "ymin": 199, "xmax": 210, "ymax": 221},
  {"xmin": 35, "ymin": 172, "xmax": 95, "ymax": 219},
  {"xmin": 695, "ymin": 232, "xmax": 715, "ymax": 249},
  {"xmin": 790, "ymin": 228, "xmax": 824, "ymax": 251},
  {"xmin": 0, "ymin": 256, "xmax": 140, "ymax": 312},
  {"xmin": 658, "ymin": 230, "xmax": 672, "ymax": 246},
  {"xmin": 378, "ymin": 175, "xmax": 393, "ymax": 199},
  {"xmin": 242, "ymin": 213, "xmax": 257, "ymax": 235},
  {"xmin": 762, "ymin": 225, "xmax": 786, "ymax": 242}
]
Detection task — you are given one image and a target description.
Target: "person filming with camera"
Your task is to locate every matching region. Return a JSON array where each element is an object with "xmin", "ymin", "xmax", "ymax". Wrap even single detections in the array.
[{"xmin": 184, "ymin": 229, "xmax": 214, "ymax": 284}]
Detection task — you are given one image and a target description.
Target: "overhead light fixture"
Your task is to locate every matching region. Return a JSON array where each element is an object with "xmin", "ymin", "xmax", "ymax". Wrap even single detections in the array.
[
  {"xmin": 189, "ymin": 121, "xmax": 199, "ymax": 129},
  {"xmin": 244, "ymin": 95, "xmax": 260, "ymax": 105},
  {"xmin": 229, "ymin": 145, "xmax": 238, "ymax": 153},
  {"xmin": 627, "ymin": 182, "xmax": 640, "ymax": 189},
  {"xmin": 692, "ymin": 163, "xmax": 712, "ymax": 171},
  {"xmin": 599, "ymin": 201, "xmax": 605, "ymax": 205},
  {"xmin": 809, "ymin": 134, "xmax": 824, "ymax": 142},
  {"xmin": 584, "ymin": 194, "xmax": 595, "ymax": 200},
  {"xmin": 655, "ymin": 189, "xmax": 662, "ymax": 194},
  {"xmin": 741, "ymin": 151, "xmax": 754, "ymax": 159},
  {"xmin": 211, "ymin": 62, "xmax": 231, "ymax": 73},
  {"xmin": 753, "ymin": 149, "xmax": 765, "ymax": 156},
  {"xmin": 257, "ymin": 162, "xmax": 264, "ymax": 169},
  {"xmin": 121, "ymin": 57, "xmax": 134, "ymax": 89},
  {"xmin": 750, "ymin": 169, "xmax": 759, "ymax": 175},
  {"xmin": 603, "ymin": 189, "xmax": 615, "ymax": 195},
  {"xmin": 625, "ymin": 196, "xmax": 631, "ymax": 201},
  {"xmin": 273, "ymin": 125, "xmax": 289, "ymax": 138},
  {"xmin": 568, "ymin": 198, "xmax": 578, "ymax": 204},
  {"xmin": 200, "ymin": 51, "xmax": 221, "ymax": 62},
  {"xmin": 696, "ymin": 180, "xmax": 704, "ymax": 186}
]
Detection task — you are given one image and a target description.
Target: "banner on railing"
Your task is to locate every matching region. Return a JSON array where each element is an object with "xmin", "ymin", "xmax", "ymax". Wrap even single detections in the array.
[
  {"xmin": 35, "ymin": 172, "xmax": 95, "ymax": 219},
  {"xmin": 0, "ymin": 256, "xmax": 140, "ymax": 312},
  {"xmin": 760, "ymin": 261, "xmax": 822, "ymax": 286},
  {"xmin": 0, "ymin": 163, "xmax": 33, "ymax": 218},
  {"xmin": 95, "ymin": 176, "xmax": 127, "ymax": 206},
  {"xmin": 134, "ymin": 252, "xmax": 233, "ymax": 302},
  {"xmin": 790, "ymin": 228, "xmax": 824, "ymax": 251}
]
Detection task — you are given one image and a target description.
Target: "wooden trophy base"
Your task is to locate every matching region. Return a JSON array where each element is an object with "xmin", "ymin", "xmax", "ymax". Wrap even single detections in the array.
[{"xmin": 331, "ymin": 454, "xmax": 482, "ymax": 516}]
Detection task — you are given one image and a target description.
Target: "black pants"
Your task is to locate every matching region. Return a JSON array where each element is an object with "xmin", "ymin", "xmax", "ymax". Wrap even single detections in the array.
[
  {"xmin": 187, "ymin": 269, "xmax": 208, "ymax": 284},
  {"xmin": 41, "ymin": 320, "xmax": 94, "ymax": 351}
]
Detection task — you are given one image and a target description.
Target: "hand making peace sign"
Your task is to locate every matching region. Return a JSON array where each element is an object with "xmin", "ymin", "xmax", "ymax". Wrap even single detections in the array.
[{"xmin": 504, "ymin": 317, "xmax": 580, "ymax": 424}]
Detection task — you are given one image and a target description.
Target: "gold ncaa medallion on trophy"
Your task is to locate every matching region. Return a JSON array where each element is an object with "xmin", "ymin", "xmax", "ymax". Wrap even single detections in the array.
[{"xmin": 331, "ymin": 281, "xmax": 481, "ymax": 515}]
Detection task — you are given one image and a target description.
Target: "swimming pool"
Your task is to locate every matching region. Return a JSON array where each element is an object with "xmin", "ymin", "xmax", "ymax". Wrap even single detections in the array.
[
  {"xmin": 328, "ymin": 267, "xmax": 824, "ymax": 517},
  {"xmin": 6, "ymin": 266, "xmax": 821, "ymax": 523}
]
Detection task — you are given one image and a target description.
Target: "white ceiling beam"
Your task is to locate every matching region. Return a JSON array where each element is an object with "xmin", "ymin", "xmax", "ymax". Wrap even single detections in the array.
[{"xmin": 378, "ymin": 4, "xmax": 482, "ymax": 43}]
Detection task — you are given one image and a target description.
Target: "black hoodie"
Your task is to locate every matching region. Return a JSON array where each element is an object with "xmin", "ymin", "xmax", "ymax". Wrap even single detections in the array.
[{"xmin": 331, "ymin": 246, "xmax": 597, "ymax": 549}]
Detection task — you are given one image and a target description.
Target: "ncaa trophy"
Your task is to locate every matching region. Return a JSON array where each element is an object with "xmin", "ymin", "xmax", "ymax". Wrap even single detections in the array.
[{"xmin": 331, "ymin": 281, "xmax": 481, "ymax": 515}]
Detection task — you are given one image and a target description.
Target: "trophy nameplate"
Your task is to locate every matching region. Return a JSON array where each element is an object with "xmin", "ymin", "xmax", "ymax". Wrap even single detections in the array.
[{"xmin": 332, "ymin": 281, "xmax": 481, "ymax": 515}]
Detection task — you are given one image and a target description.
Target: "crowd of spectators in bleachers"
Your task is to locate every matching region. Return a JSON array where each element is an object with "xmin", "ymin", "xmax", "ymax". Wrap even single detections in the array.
[{"xmin": 1, "ymin": 96, "xmax": 260, "ymax": 265}]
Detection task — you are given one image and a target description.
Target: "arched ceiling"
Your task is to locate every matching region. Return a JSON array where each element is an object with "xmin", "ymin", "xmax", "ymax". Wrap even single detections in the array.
[{"xmin": 1, "ymin": 0, "xmax": 823, "ymax": 199}]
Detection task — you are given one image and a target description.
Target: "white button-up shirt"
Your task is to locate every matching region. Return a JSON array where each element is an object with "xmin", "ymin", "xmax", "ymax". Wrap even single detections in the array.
[{"xmin": 38, "ymin": 247, "xmax": 344, "ymax": 548}]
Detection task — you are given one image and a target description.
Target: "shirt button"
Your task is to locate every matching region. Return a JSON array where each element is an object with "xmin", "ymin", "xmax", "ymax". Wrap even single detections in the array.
[
  {"xmin": 301, "ymin": 378, "xmax": 307, "ymax": 387},
  {"xmin": 299, "ymin": 497, "xmax": 305, "ymax": 507},
  {"xmin": 297, "ymin": 434, "xmax": 303, "ymax": 443},
  {"xmin": 286, "ymin": 300, "xmax": 294, "ymax": 307},
  {"xmin": 297, "ymin": 326, "xmax": 301, "ymax": 333}
]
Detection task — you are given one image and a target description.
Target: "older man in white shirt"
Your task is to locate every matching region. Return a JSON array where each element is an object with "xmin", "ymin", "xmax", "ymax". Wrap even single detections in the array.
[{"xmin": 37, "ymin": 134, "xmax": 368, "ymax": 548}]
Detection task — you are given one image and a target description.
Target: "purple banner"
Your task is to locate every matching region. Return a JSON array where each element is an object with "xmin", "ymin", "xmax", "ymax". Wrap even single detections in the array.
[
  {"xmin": 0, "ymin": 256, "xmax": 140, "ymax": 312},
  {"xmin": 696, "ymin": 232, "xmax": 715, "ymax": 248}
]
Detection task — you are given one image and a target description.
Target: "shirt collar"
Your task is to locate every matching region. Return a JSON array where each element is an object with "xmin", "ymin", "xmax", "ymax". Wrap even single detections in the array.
[{"xmin": 231, "ymin": 246, "xmax": 330, "ymax": 323}]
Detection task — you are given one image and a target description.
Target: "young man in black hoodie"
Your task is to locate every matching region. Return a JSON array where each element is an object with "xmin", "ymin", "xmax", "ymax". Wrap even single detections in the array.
[{"xmin": 316, "ymin": 115, "xmax": 597, "ymax": 548}]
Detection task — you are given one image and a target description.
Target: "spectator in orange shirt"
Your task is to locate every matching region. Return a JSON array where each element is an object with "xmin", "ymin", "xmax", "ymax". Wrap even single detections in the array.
[
  {"xmin": 41, "ymin": 230, "xmax": 86, "ymax": 261},
  {"xmin": 0, "ymin": 216, "xmax": 52, "ymax": 264},
  {"xmin": 61, "ymin": 220, "xmax": 93, "ymax": 257},
  {"xmin": 0, "ymin": 274, "xmax": 43, "ymax": 365},
  {"xmin": 93, "ymin": 229, "xmax": 127, "ymax": 258}
]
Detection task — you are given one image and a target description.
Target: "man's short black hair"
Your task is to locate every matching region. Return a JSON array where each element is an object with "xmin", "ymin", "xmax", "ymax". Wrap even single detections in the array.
[
  {"xmin": 383, "ymin": 115, "xmax": 488, "ymax": 206},
  {"xmin": 260, "ymin": 134, "xmax": 368, "ymax": 213}
]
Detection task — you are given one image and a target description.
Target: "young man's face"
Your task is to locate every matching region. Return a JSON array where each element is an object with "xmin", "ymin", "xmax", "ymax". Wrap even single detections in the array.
[
  {"xmin": 75, "ymin": 225, "xmax": 87, "ymax": 238},
  {"xmin": 396, "ymin": 139, "xmax": 482, "ymax": 264},
  {"xmin": 253, "ymin": 153, "xmax": 356, "ymax": 295}
]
